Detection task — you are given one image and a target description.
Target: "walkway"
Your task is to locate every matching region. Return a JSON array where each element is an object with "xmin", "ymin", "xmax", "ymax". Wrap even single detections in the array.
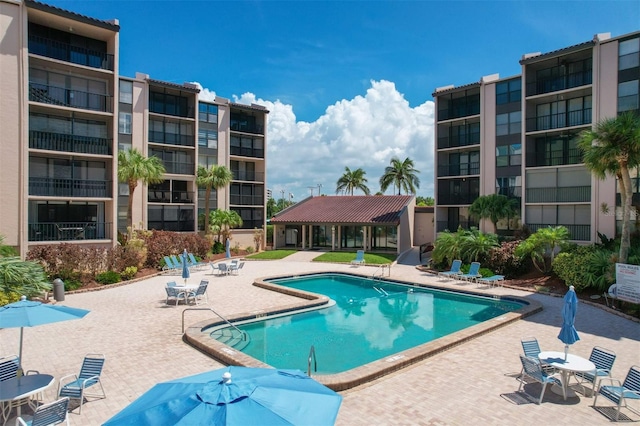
[{"xmin": 0, "ymin": 254, "xmax": 638, "ymax": 425}]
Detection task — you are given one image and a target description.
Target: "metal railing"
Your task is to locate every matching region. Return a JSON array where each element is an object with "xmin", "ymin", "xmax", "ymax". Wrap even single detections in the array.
[
  {"xmin": 29, "ymin": 177, "xmax": 112, "ymax": 197},
  {"xmin": 232, "ymin": 170, "xmax": 265, "ymax": 182},
  {"xmin": 230, "ymin": 122, "xmax": 264, "ymax": 134},
  {"xmin": 181, "ymin": 307, "xmax": 248, "ymax": 339},
  {"xmin": 28, "ymin": 222, "xmax": 112, "ymax": 241},
  {"xmin": 437, "ymin": 162, "xmax": 480, "ymax": 177},
  {"xmin": 229, "ymin": 147, "xmax": 264, "ymax": 158},
  {"xmin": 526, "ymin": 109, "xmax": 592, "ymax": 132},
  {"xmin": 526, "ymin": 223, "xmax": 591, "ymax": 241},
  {"xmin": 28, "ymin": 35, "xmax": 114, "ymax": 71},
  {"xmin": 148, "ymin": 131, "xmax": 194, "ymax": 147},
  {"xmin": 29, "ymin": 83, "xmax": 112, "ymax": 112},
  {"xmin": 526, "ymin": 148, "xmax": 583, "ymax": 167},
  {"xmin": 526, "ymin": 69, "xmax": 592, "ymax": 97},
  {"xmin": 308, "ymin": 345, "xmax": 317, "ymax": 376},
  {"xmin": 29, "ymin": 130, "xmax": 112, "ymax": 155},
  {"xmin": 526, "ymin": 186, "xmax": 591, "ymax": 203},
  {"xmin": 230, "ymin": 195, "xmax": 263, "ymax": 206}
]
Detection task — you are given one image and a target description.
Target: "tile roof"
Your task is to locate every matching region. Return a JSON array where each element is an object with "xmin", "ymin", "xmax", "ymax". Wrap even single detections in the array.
[
  {"xmin": 270, "ymin": 195, "xmax": 414, "ymax": 225},
  {"xmin": 519, "ymin": 40, "xmax": 594, "ymax": 64},
  {"xmin": 26, "ymin": 0, "xmax": 120, "ymax": 31}
]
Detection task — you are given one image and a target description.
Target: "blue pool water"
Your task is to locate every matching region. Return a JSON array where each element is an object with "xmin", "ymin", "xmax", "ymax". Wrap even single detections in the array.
[{"xmin": 209, "ymin": 273, "xmax": 523, "ymax": 374}]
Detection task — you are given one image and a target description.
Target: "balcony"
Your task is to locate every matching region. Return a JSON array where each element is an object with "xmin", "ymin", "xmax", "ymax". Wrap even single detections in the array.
[
  {"xmin": 437, "ymin": 193, "xmax": 479, "ymax": 205},
  {"xmin": 28, "ymin": 35, "xmax": 114, "ymax": 71},
  {"xmin": 230, "ymin": 122, "xmax": 264, "ymax": 135},
  {"xmin": 437, "ymin": 132, "xmax": 480, "ymax": 150},
  {"xmin": 527, "ymin": 223, "xmax": 590, "ymax": 241},
  {"xmin": 526, "ymin": 69, "xmax": 592, "ymax": 97},
  {"xmin": 232, "ymin": 170, "xmax": 265, "ymax": 182},
  {"xmin": 162, "ymin": 160, "xmax": 195, "ymax": 175},
  {"xmin": 29, "ymin": 83, "xmax": 112, "ymax": 113},
  {"xmin": 230, "ymin": 146, "xmax": 264, "ymax": 159},
  {"xmin": 29, "ymin": 130, "xmax": 111, "ymax": 155},
  {"xmin": 230, "ymin": 195, "xmax": 264, "ymax": 206},
  {"xmin": 526, "ymin": 109, "xmax": 591, "ymax": 132},
  {"xmin": 526, "ymin": 186, "xmax": 590, "ymax": 203},
  {"xmin": 436, "ymin": 220, "xmax": 479, "ymax": 232},
  {"xmin": 526, "ymin": 148, "xmax": 582, "ymax": 167},
  {"xmin": 496, "ymin": 186, "xmax": 522, "ymax": 199},
  {"xmin": 437, "ymin": 162, "xmax": 480, "ymax": 177},
  {"xmin": 29, "ymin": 178, "xmax": 112, "ymax": 197},
  {"xmin": 149, "ymin": 132, "xmax": 194, "ymax": 147},
  {"xmin": 28, "ymin": 222, "xmax": 112, "ymax": 242},
  {"xmin": 148, "ymin": 190, "xmax": 194, "ymax": 204}
]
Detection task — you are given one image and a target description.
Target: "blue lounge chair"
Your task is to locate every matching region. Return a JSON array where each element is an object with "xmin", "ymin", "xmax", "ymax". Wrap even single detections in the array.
[
  {"xmin": 162, "ymin": 256, "xmax": 179, "ymax": 273},
  {"xmin": 476, "ymin": 275, "xmax": 505, "ymax": 288},
  {"xmin": 593, "ymin": 365, "xmax": 640, "ymax": 421},
  {"xmin": 170, "ymin": 255, "xmax": 183, "ymax": 268},
  {"xmin": 518, "ymin": 355, "xmax": 564, "ymax": 404},
  {"xmin": 188, "ymin": 253, "xmax": 206, "ymax": 270},
  {"xmin": 16, "ymin": 397, "xmax": 69, "ymax": 426},
  {"xmin": 58, "ymin": 354, "xmax": 106, "ymax": 414},
  {"xmin": 575, "ymin": 346, "xmax": 616, "ymax": 397},
  {"xmin": 351, "ymin": 250, "xmax": 365, "ymax": 266},
  {"xmin": 438, "ymin": 260, "xmax": 462, "ymax": 278},
  {"xmin": 457, "ymin": 262, "xmax": 481, "ymax": 282}
]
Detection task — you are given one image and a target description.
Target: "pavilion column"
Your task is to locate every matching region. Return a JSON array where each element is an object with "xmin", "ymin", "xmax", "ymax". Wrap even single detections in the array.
[
  {"xmin": 331, "ymin": 225, "xmax": 336, "ymax": 251},
  {"xmin": 301, "ymin": 226, "xmax": 306, "ymax": 250},
  {"xmin": 308, "ymin": 225, "xmax": 313, "ymax": 249}
]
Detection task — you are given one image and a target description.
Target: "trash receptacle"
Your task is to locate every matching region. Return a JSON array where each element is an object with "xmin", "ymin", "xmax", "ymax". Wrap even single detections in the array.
[{"xmin": 53, "ymin": 278, "xmax": 65, "ymax": 302}]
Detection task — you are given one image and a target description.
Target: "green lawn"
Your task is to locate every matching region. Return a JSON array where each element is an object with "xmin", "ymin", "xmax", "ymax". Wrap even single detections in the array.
[
  {"xmin": 312, "ymin": 251, "xmax": 396, "ymax": 264},
  {"xmin": 246, "ymin": 249, "xmax": 298, "ymax": 260}
]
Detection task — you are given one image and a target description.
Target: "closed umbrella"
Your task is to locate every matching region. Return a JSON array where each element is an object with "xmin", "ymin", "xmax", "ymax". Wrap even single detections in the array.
[
  {"xmin": 558, "ymin": 285, "xmax": 580, "ymax": 360},
  {"xmin": 0, "ymin": 296, "xmax": 89, "ymax": 370},
  {"xmin": 225, "ymin": 238, "xmax": 231, "ymax": 259},
  {"xmin": 103, "ymin": 366, "xmax": 342, "ymax": 426},
  {"xmin": 182, "ymin": 249, "xmax": 190, "ymax": 284}
]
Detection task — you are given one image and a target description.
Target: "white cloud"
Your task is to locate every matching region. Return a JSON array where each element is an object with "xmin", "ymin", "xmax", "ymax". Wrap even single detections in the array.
[
  {"xmin": 207, "ymin": 80, "xmax": 434, "ymax": 200},
  {"xmin": 191, "ymin": 82, "xmax": 217, "ymax": 103}
]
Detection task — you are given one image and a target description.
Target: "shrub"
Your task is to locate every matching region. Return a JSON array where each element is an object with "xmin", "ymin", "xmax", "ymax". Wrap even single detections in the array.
[
  {"xmin": 478, "ymin": 267, "xmax": 495, "ymax": 278},
  {"xmin": 516, "ymin": 226, "xmax": 569, "ymax": 274},
  {"xmin": 245, "ymin": 246, "xmax": 255, "ymax": 254},
  {"xmin": 212, "ymin": 241, "xmax": 225, "ymax": 254},
  {"xmin": 552, "ymin": 245, "xmax": 615, "ymax": 292},
  {"xmin": 121, "ymin": 266, "xmax": 138, "ymax": 281},
  {"xmin": 138, "ymin": 230, "xmax": 210, "ymax": 269},
  {"xmin": 96, "ymin": 270, "xmax": 121, "ymax": 285},
  {"xmin": 231, "ymin": 242, "xmax": 240, "ymax": 255},
  {"xmin": 487, "ymin": 241, "xmax": 527, "ymax": 278}
]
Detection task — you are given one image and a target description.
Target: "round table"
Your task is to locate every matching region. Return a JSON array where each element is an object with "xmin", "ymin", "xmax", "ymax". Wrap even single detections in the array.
[{"xmin": 538, "ymin": 351, "xmax": 595, "ymax": 399}]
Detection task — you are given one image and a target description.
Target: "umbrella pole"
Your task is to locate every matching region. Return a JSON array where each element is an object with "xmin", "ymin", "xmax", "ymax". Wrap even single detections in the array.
[
  {"xmin": 564, "ymin": 344, "xmax": 568, "ymax": 361},
  {"xmin": 18, "ymin": 327, "xmax": 24, "ymax": 376}
]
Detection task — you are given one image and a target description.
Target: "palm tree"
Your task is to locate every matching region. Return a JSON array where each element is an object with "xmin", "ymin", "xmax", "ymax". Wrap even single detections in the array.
[
  {"xmin": 577, "ymin": 112, "xmax": 640, "ymax": 263},
  {"xmin": 209, "ymin": 209, "xmax": 243, "ymax": 242},
  {"xmin": 336, "ymin": 167, "xmax": 370, "ymax": 195},
  {"xmin": 516, "ymin": 226, "xmax": 570, "ymax": 274},
  {"xmin": 196, "ymin": 165, "xmax": 233, "ymax": 234},
  {"xmin": 117, "ymin": 149, "xmax": 165, "ymax": 231},
  {"xmin": 469, "ymin": 194, "xmax": 518, "ymax": 234},
  {"xmin": 379, "ymin": 157, "xmax": 420, "ymax": 195}
]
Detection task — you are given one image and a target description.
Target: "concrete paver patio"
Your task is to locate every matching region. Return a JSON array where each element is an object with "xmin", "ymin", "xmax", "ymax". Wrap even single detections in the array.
[{"xmin": 1, "ymin": 252, "xmax": 638, "ymax": 425}]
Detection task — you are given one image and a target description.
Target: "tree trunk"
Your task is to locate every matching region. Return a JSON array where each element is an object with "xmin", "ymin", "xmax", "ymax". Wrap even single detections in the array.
[
  {"xmin": 127, "ymin": 180, "xmax": 137, "ymax": 234},
  {"xmin": 204, "ymin": 186, "xmax": 211, "ymax": 234},
  {"xmin": 619, "ymin": 167, "xmax": 632, "ymax": 264}
]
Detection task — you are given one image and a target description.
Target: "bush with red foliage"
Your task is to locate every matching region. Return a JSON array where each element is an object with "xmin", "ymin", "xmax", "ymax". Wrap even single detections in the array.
[
  {"xmin": 138, "ymin": 230, "xmax": 210, "ymax": 269},
  {"xmin": 487, "ymin": 240, "xmax": 528, "ymax": 278}
]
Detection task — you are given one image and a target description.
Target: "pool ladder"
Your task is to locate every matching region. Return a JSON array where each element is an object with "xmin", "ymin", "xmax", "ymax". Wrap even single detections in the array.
[
  {"xmin": 373, "ymin": 286, "xmax": 389, "ymax": 297},
  {"xmin": 181, "ymin": 307, "xmax": 248, "ymax": 344},
  {"xmin": 308, "ymin": 345, "xmax": 317, "ymax": 376},
  {"xmin": 372, "ymin": 264, "xmax": 390, "ymax": 280}
]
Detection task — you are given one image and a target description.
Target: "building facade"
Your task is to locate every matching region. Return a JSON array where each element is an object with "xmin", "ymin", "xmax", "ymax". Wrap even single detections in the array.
[
  {"xmin": 0, "ymin": 0, "xmax": 267, "ymax": 256},
  {"xmin": 433, "ymin": 31, "xmax": 640, "ymax": 243}
]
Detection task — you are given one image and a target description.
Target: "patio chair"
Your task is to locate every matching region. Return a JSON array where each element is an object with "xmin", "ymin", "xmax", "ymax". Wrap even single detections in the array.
[
  {"xmin": 188, "ymin": 253, "xmax": 207, "ymax": 270},
  {"xmin": 574, "ymin": 346, "xmax": 616, "ymax": 396},
  {"xmin": 520, "ymin": 338, "xmax": 554, "ymax": 376},
  {"xmin": 189, "ymin": 280, "xmax": 209, "ymax": 305},
  {"xmin": 16, "ymin": 397, "xmax": 69, "ymax": 426},
  {"xmin": 162, "ymin": 256, "xmax": 179, "ymax": 274},
  {"xmin": 167, "ymin": 281, "xmax": 177, "ymax": 287},
  {"xmin": 438, "ymin": 259, "xmax": 462, "ymax": 278},
  {"xmin": 58, "ymin": 354, "xmax": 106, "ymax": 414},
  {"xmin": 457, "ymin": 262, "xmax": 481, "ymax": 282},
  {"xmin": 217, "ymin": 263, "xmax": 230, "ymax": 275},
  {"xmin": 170, "ymin": 255, "xmax": 183, "ymax": 268},
  {"xmin": 351, "ymin": 250, "xmax": 365, "ymax": 266},
  {"xmin": 230, "ymin": 261, "xmax": 245, "ymax": 275},
  {"xmin": 476, "ymin": 275, "xmax": 505, "ymax": 288},
  {"xmin": 517, "ymin": 355, "xmax": 564, "ymax": 404},
  {"xmin": 165, "ymin": 286, "xmax": 188, "ymax": 306},
  {"xmin": 0, "ymin": 354, "xmax": 20, "ymax": 382},
  {"xmin": 593, "ymin": 365, "xmax": 640, "ymax": 421}
]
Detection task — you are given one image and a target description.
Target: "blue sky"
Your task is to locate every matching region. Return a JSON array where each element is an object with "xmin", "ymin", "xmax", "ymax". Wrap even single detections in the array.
[{"xmin": 45, "ymin": 1, "xmax": 640, "ymax": 199}]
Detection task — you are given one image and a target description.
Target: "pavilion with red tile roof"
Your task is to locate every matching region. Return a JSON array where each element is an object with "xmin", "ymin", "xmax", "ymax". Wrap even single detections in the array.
[{"xmin": 269, "ymin": 195, "xmax": 416, "ymax": 253}]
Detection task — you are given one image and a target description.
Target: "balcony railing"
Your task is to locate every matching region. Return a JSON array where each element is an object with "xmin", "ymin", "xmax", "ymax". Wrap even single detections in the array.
[
  {"xmin": 230, "ymin": 147, "xmax": 264, "ymax": 159},
  {"xmin": 231, "ymin": 170, "xmax": 265, "ymax": 182},
  {"xmin": 29, "ymin": 177, "xmax": 112, "ymax": 197},
  {"xmin": 526, "ymin": 69, "xmax": 592, "ymax": 97},
  {"xmin": 437, "ymin": 132, "xmax": 481, "ymax": 149},
  {"xmin": 230, "ymin": 195, "xmax": 263, "ymax": 206},
  {"xmin": 437, "ymin": 103, "xmax": 481, "ymax": 121},
  {"xmin": 148, "ymin": 132, "xmax": 194, "ymax": 147},
  {"xmin": 496, "ymin": 186, "xmax": 522, "ymax": 199},
  {"xmin": 526, "ymin": 223, "xmax": 590, "ymax": 241},
  {"xmin": 29, "ymin": 130, "xmax": 112, "ymax": 155},
  {"xmin": 526, "ymin": 109, "xmax": 592, "ymax": 132},
  {"xmin": 436, "ymin": 220, "xmax": 479, "ymax": 232},
  {"xmin": 162, "ymin": 160, "xmax": 195, "ymax": 175},
  {"xmin": 526, "ymin": 148, "xmax": 583, "ymax": 167},
  {"xmin": 28, "ymin": 222, "xmax": 112, "ymax": 242},
  {"xmin": 148, "ymin": 190, "xmax": 194, "ymax": 204},
  {"xmin": 526, "ymin": 186, "xmax": 591, "ymax": 203},
  {"xmin": 29, "ymin": 83, "xmax": 112, "ymax": 113},
  {"xmin": 28, "ymin": 35, "xmax": 114, "ymax": 71},
  {"xmin": 436, "ymin": 193, "xmax": 480, "ymax": 205},
  {"xmin": 230, "ymin": 122, "xmax": 264, "ymax": 135},
  {"xmin": 437, "ymin": 162, "xmax": 480, "ymax": 177}
]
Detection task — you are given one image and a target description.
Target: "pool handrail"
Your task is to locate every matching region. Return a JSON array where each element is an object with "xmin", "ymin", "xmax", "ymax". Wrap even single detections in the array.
[
  {"xmin": 182, "ymin": 307, "xmax": 247, "ymax": 341},
  {"xmin": 308, "ymin": 345, "xmax": 317, "ymax": 376}
]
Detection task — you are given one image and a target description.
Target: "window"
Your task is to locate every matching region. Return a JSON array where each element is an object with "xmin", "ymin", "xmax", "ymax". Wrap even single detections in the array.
[
  {"xmin": 118, "ymin": 112, "xmax": 132, "ymax": 134},
  {"xmin": 198, "ymin": 129, "xmax": 218, "ymax": 149},
  {"xmin": 199, "ymin": 103, "xmax": 218, "ymax": 123},
  {"xmin": 496, "ymin": 79, "xmax": 521, "ymax": 104},
  {"xmin": 619, "ymin": 37, "xmax": 640, "ymax": 71},
  {"xmin": 618, "ymin": 80, "xmax": 639, "ymax": 112},
  {"xmin": 119, "ymin": 80, "xmax": 133, "ymax": 104},
  {"xmin": 198, "ymin": 155, "xmax": 217, "ymax": 168},
  {"xmin": 496, "ymin": 144, "xmax": 521, "ymax": 167},
  {"xmin": 496, "ymin": 111, "xmax": 521, "ymax": 136}
]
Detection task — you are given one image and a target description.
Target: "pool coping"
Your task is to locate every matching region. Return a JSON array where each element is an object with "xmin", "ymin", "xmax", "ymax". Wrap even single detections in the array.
[{"xmin": 184, "ymin": 270, "xmax": 542, "ymax": 391}]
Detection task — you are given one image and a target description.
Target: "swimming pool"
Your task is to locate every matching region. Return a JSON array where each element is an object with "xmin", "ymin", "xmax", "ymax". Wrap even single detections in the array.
[{"xmin": 185, "ymin": 272, "xmax": 539, "ymax": 390}]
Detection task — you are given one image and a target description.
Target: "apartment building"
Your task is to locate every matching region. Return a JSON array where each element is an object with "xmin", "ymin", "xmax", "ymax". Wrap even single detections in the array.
[
  {"xmin": 433, "ymin": 30, "xmax": 640, "ymax": 243},
  {"xmin": 0, "ymin": 0, "xmax": 120, "ymax": 257},
  {"xmin": 0, "ymin": 0, "xmax": 268, "ymax": 255}
]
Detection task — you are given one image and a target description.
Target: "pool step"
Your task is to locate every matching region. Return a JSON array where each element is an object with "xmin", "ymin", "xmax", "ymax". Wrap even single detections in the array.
[{"xmin": 211, "ymin": 328, "xmax": 250, "ymax": 351}]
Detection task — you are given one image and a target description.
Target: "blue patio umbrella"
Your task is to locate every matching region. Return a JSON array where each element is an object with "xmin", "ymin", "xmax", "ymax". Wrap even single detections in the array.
[
  {"xmin": 181, "ymin": 249, "xmax": 190, "ymax": 284},
  {"xmin": 225, "ymin": 237, "xmax": 231, "ymax": 259},
  {"xmin": 558, "ymin": 285, "xmax": 580, "ymax": 360},
  {"xmin": 103, "ymin": 366, "xmax": 342, "ymax": 426},
  {"xmin": 0, "ymin": 296, "xmax": 89, "ymax": 370}
]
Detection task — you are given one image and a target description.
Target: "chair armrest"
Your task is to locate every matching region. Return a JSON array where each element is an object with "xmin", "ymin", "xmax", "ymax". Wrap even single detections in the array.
[
  {"xmin": 15, "ymin": 417, "xmax": 28, "ymax": 426},
  {"xmin": 25, "ymin": 369, "xmax": 40, "ymax": 375},
  {"xmin": 80, "ymin": 374, "xmax": 101, "ymax": 388},
  {"xmin": 597, "ymin": 377, "xmax": 622, "ymax": 389},
  {"xmin": 58, "ymin": 373, "xmax": 79, "ymax": 393}
]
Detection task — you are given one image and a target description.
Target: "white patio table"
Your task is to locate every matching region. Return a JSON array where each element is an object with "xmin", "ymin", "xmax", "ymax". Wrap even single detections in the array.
[{"xmin": 538, "ymin": 351, "xmax": 596, "ymax": 400}]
